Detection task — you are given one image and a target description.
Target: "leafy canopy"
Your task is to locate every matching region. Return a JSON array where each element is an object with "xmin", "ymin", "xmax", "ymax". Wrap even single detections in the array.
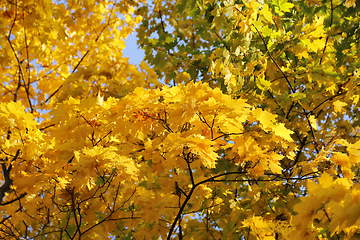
[{"xmin": 0, "ymin": 0, "xmax": 360, "ymax": 239}]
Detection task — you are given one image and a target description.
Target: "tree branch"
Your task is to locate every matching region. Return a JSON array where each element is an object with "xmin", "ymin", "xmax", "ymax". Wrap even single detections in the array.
[{"xmin": 0, "ymin": 149, "xmax": 21, "ymax": 205}]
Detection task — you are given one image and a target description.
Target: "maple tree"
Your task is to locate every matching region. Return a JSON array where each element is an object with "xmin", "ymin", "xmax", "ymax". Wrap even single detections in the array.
[{"xmin": 0, "ymin": 0, "xmax": 360, "ymax": 239}]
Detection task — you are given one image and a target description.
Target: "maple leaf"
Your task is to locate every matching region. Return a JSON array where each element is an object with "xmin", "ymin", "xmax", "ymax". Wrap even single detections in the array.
[
  {"xmin": 186, "ymin": 135, "xmax": 219, "ymax": 168},
  {"xmin": 333, "ymin": 100, "xmax": 347, "ymax": 113}
]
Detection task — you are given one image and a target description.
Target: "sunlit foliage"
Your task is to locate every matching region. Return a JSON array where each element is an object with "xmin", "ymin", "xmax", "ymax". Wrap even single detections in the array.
[{"xmin": 0, "ymin": 0, "xmax": 359, "ymax": 239}]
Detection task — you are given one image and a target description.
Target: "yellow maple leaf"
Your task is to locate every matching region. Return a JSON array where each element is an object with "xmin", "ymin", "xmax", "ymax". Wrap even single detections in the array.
[
  {"xmin": 308, "ymin": 115, "xmax": 318, "ymax": 130},
  {"xmin": 242, "ymin": 216, "xmax": 275, "ymax": 239},
  {"xmin": 96, "ymin": 90, "xmax": 104, "ymax": 106},
  {"xmin": 57, "ymin": 177, "xmax": 70, "ymax": 189},
  {"xmin": 344, "ymin": 0, "xmax": 356, "ymax": 7},
  {"xmin": 272, "ymin": 123, "xmax": 294, "ymax": 142},
  {"xmin": 261, "ymin": 4, "xmax": 273, "ymax": 23},
  {"xmin": 268, "ymin": 152, "xmax": 284, "ymax": 174},
  {"xmin": 187, "ymin": 135, "xmax": 219, "ymax": 168},
  {"xmin": 333, "ymin": 100, "xmax": 347, "ymax": 113},
  {"xmin": 251, "ymin": 108, "xmax": 276, "ymax": 131}
]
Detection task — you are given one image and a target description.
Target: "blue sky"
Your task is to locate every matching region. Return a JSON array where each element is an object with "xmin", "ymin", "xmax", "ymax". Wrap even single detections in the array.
[{"xmin": 123, "ymin": 31, "xmax": 145, "ymax": 65}]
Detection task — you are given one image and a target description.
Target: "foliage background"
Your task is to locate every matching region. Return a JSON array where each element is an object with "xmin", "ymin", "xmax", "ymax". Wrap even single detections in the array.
[{"xmin": 0, "ymin": 0, "xmax": 360, "ymax": 239}]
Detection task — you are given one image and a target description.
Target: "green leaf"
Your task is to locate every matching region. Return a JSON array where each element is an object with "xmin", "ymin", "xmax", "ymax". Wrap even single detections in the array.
[
  {"xmin": 256, "ymin": 75, "xmax": 271, "ymax": 91},
  {"xmin": 279, "ymin": 0, "xmax": 294, "ymax": 12},
  {"xmin": 272, "ymin": 0, "xmax": 294, "ymax": 13}
]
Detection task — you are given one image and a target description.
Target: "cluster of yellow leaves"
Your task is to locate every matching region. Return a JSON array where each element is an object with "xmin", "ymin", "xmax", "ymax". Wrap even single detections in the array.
[
  {"xmin": 290, "ymin": 172, "xmax": 360, "ymax": 239},
  {"xmin": 1, "ymin": 0, "xmax": 360, "ymax": 239},
  {"xmin": 0, "ymin": 101, "xmax": 44, "ymax": 172},
  {"xmin": 0, "ymin": 0, "xmax": 159, "ymax": 112},
  {"xmin": 124, "ymin": 82, "xmax": 293, "ymax": 176},
  {"xmin": 0, "ymin": 79, "xmax": 294, "ymax": 238},
  {"xmin": 242, "ymin": 215, "xmax": 295, "ymax": 240}
]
